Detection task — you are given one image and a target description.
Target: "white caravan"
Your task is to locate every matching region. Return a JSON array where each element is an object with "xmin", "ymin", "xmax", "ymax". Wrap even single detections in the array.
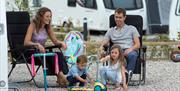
[
  {"xmin": 0, "ymin": 0, "xmax": 8, "ymax": 90},
  {"xmin": 41, "ymin": 0, "xmax": 148, "ymax": 31},
  {"xmin": 169, "ymin": 0, "xmax": 180, "ymax": 40}
]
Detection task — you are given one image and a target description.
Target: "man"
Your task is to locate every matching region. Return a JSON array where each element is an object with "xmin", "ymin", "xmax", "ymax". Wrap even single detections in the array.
[{"xmin": 100, "ymin": 8, "xmax": 140, "ymax": 77}]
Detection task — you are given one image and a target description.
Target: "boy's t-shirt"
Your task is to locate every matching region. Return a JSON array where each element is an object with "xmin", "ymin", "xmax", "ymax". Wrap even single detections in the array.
[{"xmin": 67, "ymin": 65, "xmax": 87, "ymax": 77}]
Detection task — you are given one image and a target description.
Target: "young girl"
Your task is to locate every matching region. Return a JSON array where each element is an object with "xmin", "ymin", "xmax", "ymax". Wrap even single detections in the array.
[{"xmin": 99, "ymin": 45, "xmax": 128, "ymax": 90}]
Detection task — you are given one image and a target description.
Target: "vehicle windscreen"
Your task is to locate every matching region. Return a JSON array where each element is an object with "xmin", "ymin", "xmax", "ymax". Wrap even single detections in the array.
[{"xmin": 103, "ymin": 0, "xmax": 143, "ymax": 10}]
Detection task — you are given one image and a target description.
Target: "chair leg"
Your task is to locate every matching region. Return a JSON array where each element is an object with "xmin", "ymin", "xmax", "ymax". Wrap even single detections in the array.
[
  {"xmin": 30, "ymin": 65, "xmax": 41, "ymax": 87},
  {"xmin": 9, "ymin": 53, "xmax": 60, "ymax": 88},
  {"xmin": 141, "ymin": 52, "xmax": 146, "ymax": 85},
  {"xmin": 135, "ymin": 60, "xmax": 145, "ymax": 86},
  {"xmin": 141, "ymin": 60, "xmax": 146, "ymax": 85},
  {"xmin": 128, "ymin": 63, "xmax": 142, "ymax": 86},
  {"xmin": 19, "ymin": 64, "xmax": 44, "ymax": 88},
  {"xmin": 9, "ymin": 54, "xmax": 41, "ymax": 87},
  {"xmin": 8, "ymin": 61, "xmax": 16, "ymax": 77},
  {"xmin": 22, "ymin": 55, "xmax": 59, "ymax": 88},
  {"xmin": 136, "ymin": 62, "xmax": 142, "ymax": 86},
  {"xmin": 21, "ymin": 54, "xmax": 40, "ymax": 87}
]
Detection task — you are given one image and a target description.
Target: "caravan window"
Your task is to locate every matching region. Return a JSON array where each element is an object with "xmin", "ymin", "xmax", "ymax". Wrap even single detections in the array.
[
  {"xmin": 76, "ymin": 0, "xmax": 85, "ymax": 7},
  {"xmin": 103, "ymin": 0, "xmax": 143, "ymax": 10},
  {"xmin": 68, "ymin": 0, "xmax": 76, "ymax": 7},
  {"xmin": 179, "ymin": 5, "xmax": 180, "ymax": 14},
  {"xmin": 68, "ymin": 0, "xmax": 97, "ymax": 9},
  {"xmin": 83, "ymin": 0, "xmax": 97, "ymax": 9},
  {"xmin": 103, "ymin": 0, "xmax": 113, "ymax": 9}
]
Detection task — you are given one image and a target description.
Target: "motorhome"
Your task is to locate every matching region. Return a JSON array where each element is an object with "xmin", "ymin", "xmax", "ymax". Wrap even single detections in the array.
[
  {"xmin": 41, "ymin": 0, "xmax": 148, "ymax": 31},
  {"xmin": 169, "ymin": 0, "xmax": 180, "ymax": 40},
  {"xmin": 0, "ymin": 0, "xmax": 8, "ymax": 90}
]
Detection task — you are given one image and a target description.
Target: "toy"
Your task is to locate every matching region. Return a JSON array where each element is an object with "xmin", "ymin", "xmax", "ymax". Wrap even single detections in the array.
[
  {"xmin": 94, "ymin": 80, "xmax": 107, "ymax": 91},
  {"xmin": 67, "ymin": 80, "xmax": 107, "ymax": 91},
  {"xmin": 31, "ymin": 52, "xmax": 59, "ymax": 91},
  {"xmin": 170, "ymin": 51, "xmax": 180, "ymax": 62},
  {"xmin": 67, "ymin": 87, "xmax": 93, "ymax": 91},
  {"xmin": 170, "ymin": 46, "xmax": 180, "ymax": 62}
]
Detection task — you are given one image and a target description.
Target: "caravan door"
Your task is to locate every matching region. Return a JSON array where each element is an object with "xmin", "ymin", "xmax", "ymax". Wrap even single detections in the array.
[{"xmin": 0, "ymin": 0, "xmax": 8, "ymax": 90}]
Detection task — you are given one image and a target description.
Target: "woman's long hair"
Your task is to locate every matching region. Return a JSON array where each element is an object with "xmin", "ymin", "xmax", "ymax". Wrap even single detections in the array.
[
  {"xmin": 32, "ymin": 7, "xmax": 52, "ymax": 33},
  {"xmin": 110, "ymin": 45, "xmax": 125, "ymax": 66}
]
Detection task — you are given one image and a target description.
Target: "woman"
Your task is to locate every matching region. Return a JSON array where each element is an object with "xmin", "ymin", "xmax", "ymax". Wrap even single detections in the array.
[{"xmin": 24, "ymin": 7, "xmax": 68, "ymax": 87}]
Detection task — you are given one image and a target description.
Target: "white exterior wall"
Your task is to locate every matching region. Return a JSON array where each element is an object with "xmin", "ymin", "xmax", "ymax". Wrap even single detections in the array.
[
  {"xmin": 41, "ymin": 0, "xmax": 148, "ymax": 31},
  {"xmin": 0, "ymin": 0, "xmax": 8, "ymax": 90},
  {"xmin": 169, "ymin": 0, "xmax": 180, "ymax": 40}
]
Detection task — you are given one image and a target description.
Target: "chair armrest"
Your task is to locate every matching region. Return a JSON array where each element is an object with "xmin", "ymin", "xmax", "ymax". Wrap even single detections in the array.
[
  {"xmin": 9, "ymin": 44, "xmax": 62, "ymax": 53},
  {"xmin": 103, "ymin": 45, "xmax": 109, "ymax": 52},
  {"xmin": 141, "ymin": 45, "xmax": 147, "ymax": 53},
  {"xmin": 45, "ymin": 44, "xmax": 61, "ymax": 49},
  {"xmin": 45, "ymin": 44, "xmax": 62, "ymax": 52},
  {"xmin": 9, "ymin": 45, "xmax": 35, "ymax": 53}
]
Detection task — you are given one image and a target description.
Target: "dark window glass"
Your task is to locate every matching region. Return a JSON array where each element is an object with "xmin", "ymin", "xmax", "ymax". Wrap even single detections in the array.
[
  {"xmin": 68, "ymin": 0, "xmax": 76, "ymax": 7},
  {"xmin": 178, "ymin": 4, "xmax": 180, "ymax": 13},
  {"xmin": 103, "ymin": 0, "xmax": 113, "ymax": 9},
  {"xmin": 83, "ymin": 0, "xmax": 97, "ymax": 9},
  {"xmin": 103, "ymin": 0, "xmax": 143, "ymax": 10}
]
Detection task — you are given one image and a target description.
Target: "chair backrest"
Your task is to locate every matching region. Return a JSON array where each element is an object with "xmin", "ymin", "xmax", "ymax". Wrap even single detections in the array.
[
  {"xmin": 109, "ymin": 14, "xmax": 143, "ymax": 46},
  {"xmin": 6, "ymin": 11, "xmax": 30, "ymax": 60}
]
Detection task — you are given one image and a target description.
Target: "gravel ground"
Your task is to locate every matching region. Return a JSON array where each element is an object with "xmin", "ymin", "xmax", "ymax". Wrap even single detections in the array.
[{"xmin": 8, "ymin": 60, "xmax": 180, "ymax": 91}]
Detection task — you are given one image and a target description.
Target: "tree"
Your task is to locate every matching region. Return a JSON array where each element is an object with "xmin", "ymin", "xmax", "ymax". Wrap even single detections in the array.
[{"xmin": 15, "ymin": 0, "xmax": 29, "ymax": 11}]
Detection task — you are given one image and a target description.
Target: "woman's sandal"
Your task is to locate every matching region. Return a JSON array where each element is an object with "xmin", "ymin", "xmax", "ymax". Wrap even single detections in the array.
[{"xmin": 57, "ymin": 73, "xmax": 69, "ymax": 87}]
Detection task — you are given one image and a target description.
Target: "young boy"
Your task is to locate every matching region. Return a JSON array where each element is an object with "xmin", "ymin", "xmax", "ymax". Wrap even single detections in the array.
[{"xmin": 66, "ymin": 55, "xmax": 94, "ymax": 87}]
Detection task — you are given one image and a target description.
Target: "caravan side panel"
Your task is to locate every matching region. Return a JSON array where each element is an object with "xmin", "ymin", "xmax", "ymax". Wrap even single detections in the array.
[
  {"xmin": 169, "ymin": 0, "xmax": 180, "ymax": 40},
  {"xmin": 42, "ymin": 0, "xmax": 113, "ymax": 31}
]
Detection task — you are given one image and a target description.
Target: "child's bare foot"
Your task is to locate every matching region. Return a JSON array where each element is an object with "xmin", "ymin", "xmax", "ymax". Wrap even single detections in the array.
[
  {"xmin": 113, "ymin": 83, "xmax": 121, "ymax": 90},
  {"xmin": 122, "ymin": 83, "xmax": 128, "ymax": 91},
  {"xmin": 57, "ymin": 72, "xmax": 69, "ymax": 87}
]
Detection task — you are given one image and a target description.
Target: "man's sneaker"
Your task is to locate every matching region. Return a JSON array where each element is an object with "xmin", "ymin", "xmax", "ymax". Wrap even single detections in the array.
[
  {"xmin": 128, "ymin": 70, "xmax": 133, "ymax": 79},
  {"xmin": 125, "ymin": 71, "xmax": 129, "ymax": 84},
  {"xmin": 125, "ymin": 70, "xmax": 133, "ymax": 84}
]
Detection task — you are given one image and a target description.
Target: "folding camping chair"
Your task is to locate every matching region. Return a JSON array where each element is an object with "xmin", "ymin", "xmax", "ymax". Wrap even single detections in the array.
[
  {"xmin": 105, "ymin": 14, "xmax": 147, "ymax": 85},
  {"xmin": 7, "ymin": 11, "xmax": 34, "ymax": 79},
  {"xmin": 7, "ymin": 11, "xmax": 67, "ymax": 88}
]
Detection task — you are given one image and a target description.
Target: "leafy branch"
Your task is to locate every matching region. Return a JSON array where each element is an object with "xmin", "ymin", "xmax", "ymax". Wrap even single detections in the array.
[{"xmin": 15, "ymin": 0, "xmax": 29, "ymax": 11}]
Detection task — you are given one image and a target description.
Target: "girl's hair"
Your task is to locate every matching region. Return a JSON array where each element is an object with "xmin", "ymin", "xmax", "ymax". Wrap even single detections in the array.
[
  {"xmin": 77, "ymin": 55, "xmax": 87, "ymax": 64},
  {"xmin": 110, "ymin": 45, "xmax": 125, "ymax": 66},
  {"xmin": 32, "ymin": 7, "xmax": 52, "ymax": 33}
]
